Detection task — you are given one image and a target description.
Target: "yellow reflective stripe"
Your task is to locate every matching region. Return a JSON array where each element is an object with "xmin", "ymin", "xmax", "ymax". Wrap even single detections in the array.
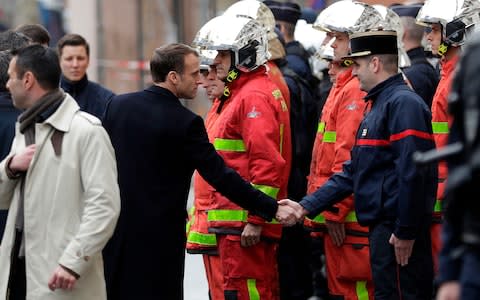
[
  {"xmin": 322, "ymin": 131, "xmax": 336, "ymax": 143},
  {"xmin": 247, "ymin": 279, "xmax": 260, "ymax": 300},
  {"xmin": 188, "ymin": 206, "xmax": 195, "ymax": 217},
  {"xmin": 344, "ymin": 211, "xmax": 358, "ymax": 222},
  {"xmin": 356, "ymin": 281, "xmax": 369, "ymax": 300},
  {"xmin": 213, "ymin": 138, "xmax": 246, "ymax": 152},
  {"xmin": 432, "ymin": 122, "xmax": 449, "ymax": 134},
  {"xmin": 187, "ymin": 231, "xmax": 217, "ymax": 246},
  {"xmin": 207, "ymin": 209, "xmax": 279, "ymax": 224},
  {"xmin": 208, "ymin": 210, "xmax": 248, "ymax": 222},
  {"xmin": 309, "ymin": 212, "xmax": 356, "ymax": 224},
  {"xmin": 434, "ymin": 200, "xmax": 442, "ymax": 212},
  {"xmin": 252, "ymin": 183, "xmax": 280, "ymax": 199},
  {"xmin": 186, "ymin": 207, "xmax": 195, "ymax": 233},
  {"xmin": 280, "ymin": 123, "xmax": 284, "ymax": 155},
  {"xmin": 310, "ymin": 214, "xmax": 326, "ymax": 224},
  {"xmin": 317, "ymin": 121, "xmax": 326, "ymax": 133}
]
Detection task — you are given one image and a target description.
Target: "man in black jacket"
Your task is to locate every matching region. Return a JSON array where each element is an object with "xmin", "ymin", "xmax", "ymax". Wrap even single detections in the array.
[
  {"xmin": 57, "ymin": 34, "xmax": 114, "ymax": 119},
  {"xmin": 391, "ymin": 3, "xmax": 439, "ymax": 108},
  {"xmin": 0, "ymin": 31, "xmax": 29, "ymax": 245},
  {"xmin": 102, "ymin": 43, "xmax": 299, "ymax": 300}
]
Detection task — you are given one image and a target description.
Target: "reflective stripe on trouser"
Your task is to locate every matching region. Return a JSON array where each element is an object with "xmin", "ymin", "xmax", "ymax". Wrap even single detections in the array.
[
  {"xmin": 434, "ymin": 200, "xmax": 442, "ymax": 213},
  {"xmin": 324, "ymin": 234, "xmax": 374, "ymax": 299},
  {"xmin": 217, "ymin": 235, "xmax": 279, "ymax": 300}
]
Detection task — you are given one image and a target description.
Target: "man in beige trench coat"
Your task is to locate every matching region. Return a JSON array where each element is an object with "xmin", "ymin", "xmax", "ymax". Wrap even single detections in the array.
[{"xmin": 0, "ymin": 44, "xmax": 120, "ymax": 299}]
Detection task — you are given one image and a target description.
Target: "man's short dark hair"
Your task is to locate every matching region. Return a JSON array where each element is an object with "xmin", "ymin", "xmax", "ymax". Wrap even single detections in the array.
[
  {"xmin": 377, "ymin": 54, "xmax": 399, "ymax": 74},
  {"xmin": 150, "ymin": 43, "xmax": 198, "ymax": 83},
  {"xmin": 0, "ymin": 50, "xmax": 12, "ymax": 91},
  {"xmin": 57, "ymin": 33, "xmax": 90, "ymax": 57},
  {"xmin": 15, "ymin": 24, "xmax": 50, "ymax": 46},
  {"xmin": 12, "ymin": 44, "xmax": 61, "ymax": 90},
  {"xmin": 0, "ymin": 30, "xmax": 31, "ymax": 52},
  {"xmin": 278, "ymin": 21, "xmax": 296, "ymax": 39}
]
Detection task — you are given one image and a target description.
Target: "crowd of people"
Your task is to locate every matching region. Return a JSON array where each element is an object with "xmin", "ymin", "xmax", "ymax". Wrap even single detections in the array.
[{"xmin": 0, "ymin": 0, "xmax": 480, "ymax": 300}]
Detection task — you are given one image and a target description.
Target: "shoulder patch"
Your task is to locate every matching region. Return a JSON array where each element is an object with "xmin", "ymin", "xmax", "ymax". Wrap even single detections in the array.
[
  {"xmin": 247, "ymin": 106, "xmax": 261, "ymax": 119},
  {"xmin": 361, "ymin": 128, "xmax": 368, "ymax": 137},
  {"xmin": 272, "ymin": 89, "xmax": 282, "ymax": 100},
  {"xmin": 78, "ymin": 111, "xmax": 102, "ymax": 125},
  {"xmin": 346, "ymin": 102, "xmax": 359, "ymax": 111}
]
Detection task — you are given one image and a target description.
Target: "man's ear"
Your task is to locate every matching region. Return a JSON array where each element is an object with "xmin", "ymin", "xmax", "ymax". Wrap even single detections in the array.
[
  {"xmin": 370, "ymin": 56, "xmax": 380, "ymax": 73},
  {"xmin": 168, "ymin": 71, "xmax": 179, "ymax": 85},
  {"xmin": 23, "ymin": 71, "xmax": 35, "ymax": 90}
]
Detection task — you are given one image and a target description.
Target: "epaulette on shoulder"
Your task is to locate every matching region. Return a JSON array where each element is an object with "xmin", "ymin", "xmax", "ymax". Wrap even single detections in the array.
[{"xmin": 77, "ymin": 111, "xmax": 102, "ymax": 125}]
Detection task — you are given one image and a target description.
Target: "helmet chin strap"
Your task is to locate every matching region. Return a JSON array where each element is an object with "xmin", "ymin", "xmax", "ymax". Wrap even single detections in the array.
[
  {"xmin": 438, "ymin": 41, "xmax": 449, "ymax": 57},
  {"xmin": 341, "ymin": 58, "xmax": 354, "ymax": 68},
  {"xmin": 224, "ymin": 51, "xmax": 241, "ymax": 84},
  {"xmin": 216, "ymin": 51, "xmax": 241, "ymax": 112},
  {"xmin": 220, "ymin": 68, "xmax": 239, "ymax": 100}
]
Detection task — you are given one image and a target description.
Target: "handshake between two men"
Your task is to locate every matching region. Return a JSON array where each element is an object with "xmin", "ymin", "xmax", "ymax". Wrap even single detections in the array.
[{"xmin": 274, "ymin": 199, "xmax": 309, "ymax": 226}]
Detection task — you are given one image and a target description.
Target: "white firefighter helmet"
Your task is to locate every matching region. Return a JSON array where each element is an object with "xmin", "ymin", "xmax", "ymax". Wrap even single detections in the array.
[
  {"xmin": 203, "ymin": 15, "xmax": 270, "ymax": 72},
  {"xmin": 192, "ymin": 15, "xmax": 222, "ymax": 49},
  {"xmin": 314, "ymin": 38, "xmax": 335, "ymax": 62},
  {"xmin": 199, "ymin": 49, "xmax": 217, "ymax": 69},
  {"xmin": 223, "ymin": 0, "xmax": 277, "ymax": 41},
  {"xmin": 416, "ymin": 0, "xmax": 480, "ymax": 47},
  {"xmin": 295, "ymin": 19, "xmax": 326, "ymax": 55},
  {"xmin": 192, "ymin": 18, "xmax": 221, "ymax": 68},
  {"xmin": 313, "ymin": 0, "xmax": 384, "ymax": 34},
  {"xmin": 373, "ymin": 5, "xmax": 411, "ymax": 67}
]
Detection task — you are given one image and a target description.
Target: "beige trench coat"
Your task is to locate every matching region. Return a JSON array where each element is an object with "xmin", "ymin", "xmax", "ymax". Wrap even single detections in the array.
[{"xmin": 0, "ymin": 94, "xmax": 120, "ymax": 299}]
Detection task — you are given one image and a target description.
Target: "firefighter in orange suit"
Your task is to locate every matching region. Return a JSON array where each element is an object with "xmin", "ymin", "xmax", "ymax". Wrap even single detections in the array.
[
  {"xmin": 199, "ymin": 15, "xmax": 291, "ymax": 300},
  {"xmin": 303, "ymin": 2, "xmax": 387, "ymax": 299},
  {"xmin": 187, "ymin": 6, "xmax": 292, "ymax": 298},
  {"xmin": 416, "ymin": 0, "xmax": 480, "ymax": 275},
  {"xmin": 186, "ymin": 59, "xmax": 227, "ymax": 300}
]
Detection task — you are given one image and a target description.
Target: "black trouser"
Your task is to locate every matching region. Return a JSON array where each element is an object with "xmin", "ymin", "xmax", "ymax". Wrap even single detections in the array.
[
  {"xmin": 7, "ymin": 230, "xmax": 26, "ymax": 300},
  {"xmin": 460, "ymin": 248, "xmax": 480, "ymax": 300},
  {"xmin": 369, "ymin": 220, "xmax": 433, "ymax": 300},
  {"xmin": 278, "ymin": 224, "xmax": 314, "ymax": 300}
]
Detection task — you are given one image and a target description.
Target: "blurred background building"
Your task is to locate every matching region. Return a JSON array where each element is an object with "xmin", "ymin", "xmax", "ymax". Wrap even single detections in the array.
[{"xmin": 0, "ymin": 0, "xmax": 416, "ymax": 115}]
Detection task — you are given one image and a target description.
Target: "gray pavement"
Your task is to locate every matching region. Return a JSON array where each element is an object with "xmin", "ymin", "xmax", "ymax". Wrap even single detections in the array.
[{"xmin": 184, "ymin": 251, "xmax": 209, "ymax": 299}]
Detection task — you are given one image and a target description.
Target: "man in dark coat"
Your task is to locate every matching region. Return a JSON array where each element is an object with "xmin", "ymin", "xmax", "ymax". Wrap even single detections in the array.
[
  {"xmin": 0, "ymin": 52, "xmax": 21, "ymax": 244},
  {"xmin": 391, "ymin": 3, "xmax": 439, "ymax": 108},
  {"xmin": 102, "ymin": 43, "xmax": 299, "ymax": 300},
  {"xmin": 0, "ymin": 32, "xmax": 29, "ymax": 244},
  {"xmin": 57, "ymin": 34, "xmax": 114, "ymax": 119}
]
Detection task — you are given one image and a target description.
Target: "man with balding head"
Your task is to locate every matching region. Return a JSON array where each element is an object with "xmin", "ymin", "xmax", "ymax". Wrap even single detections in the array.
[{"xmin": 391, "ymin": 3, "xmax": 439, "ymax": 108}]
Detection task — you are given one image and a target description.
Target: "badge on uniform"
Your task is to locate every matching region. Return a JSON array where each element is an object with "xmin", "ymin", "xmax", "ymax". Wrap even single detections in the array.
[
  {"xmin": 346, "ymin": 102, "xmax": 358, "ymax": 111},
  {"xmin": 361, "ymin": 128, "xmax": 368, "ymax": 137},
  {"xmin": 247, "ymin": 106, "xmax": 261, "ymax": 118}
]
